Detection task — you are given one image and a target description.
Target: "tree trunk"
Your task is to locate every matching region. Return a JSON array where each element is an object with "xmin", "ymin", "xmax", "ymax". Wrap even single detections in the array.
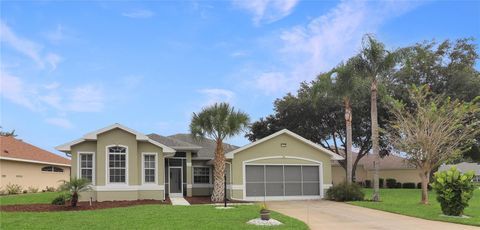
[
  {"xmin": 371, "ymin": 78, "xmax": 380, "ymax": 201},
  {"xmin": 71, "ymin": 192, "xmax": 78, "ymax": 207},
  {"xmin": 211, "ymin": 138, "xmax": 225, "ymax": 202},
  {"xmin": 345, "ymin": 98, "xmax": 353, "ymax": 184},
  {"xmin": 420, "ymin": 171, "xmax": 430, "ymax": 204}
]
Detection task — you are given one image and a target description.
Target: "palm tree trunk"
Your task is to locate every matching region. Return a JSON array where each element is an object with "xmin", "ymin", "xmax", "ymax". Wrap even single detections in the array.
[
  {"xmin": 211, "ymin": 138, "xmax": 225, "ymax": 202},
  {"xmin": 371, "ymin": 78, "xmax": 380, "ymax": 202},
  {"xmin": 72, "ymin": 192, "xmax": 78, "ymax": 207},
  {"xmin": 420, "ymin": 170, "xmax": 430, "ymax": 204},
  {"xmin": 345, "ymin": 98, "xmax": 353, "ymax": 184}
]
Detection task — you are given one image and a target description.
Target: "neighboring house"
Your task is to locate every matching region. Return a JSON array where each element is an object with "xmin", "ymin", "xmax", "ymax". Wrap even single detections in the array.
[
  {"xmin": 56, "ymin": 123, "xmax": 343, "ymax": 201},
  {"xmin": 332, "ymin": 153, "xmax": 421, "ymax": 186},
  {"xmin": 0, "ymin": 136, "xmax": 71, "ymax": 191},
  {"xmin": 438, "ymin": 162, "xmax": 480, "ymax": 182}
]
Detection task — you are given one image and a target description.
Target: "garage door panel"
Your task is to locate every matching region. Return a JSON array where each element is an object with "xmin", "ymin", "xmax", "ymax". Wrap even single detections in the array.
[
  {"xmin": 266, "ymin": 183, "xmax": 284, "ymax": 196},
  {"xmin": 246, "ymin": 165, "xmax": 264, "ymax": 182},
  {"xmin": 285, "ymin": 182, "xmax": 302, "ymax": 196},
  {"xmin": 303, "ymin": 182, "xmax": 320, "ymax": 195},
  {"xmin": 284, "ymin": 166, "xmax": 301, "ymax": 181},
  {"xmin": 302, "ymin": 166, "xmax": 319, "ymax": 182},
  {"xmin": 246, "ymin": 183, "xmax": 265, "ymax": 196},
  {"xmin": 266, "ymin": 166, "xmax": 283, "ymax": 182}
]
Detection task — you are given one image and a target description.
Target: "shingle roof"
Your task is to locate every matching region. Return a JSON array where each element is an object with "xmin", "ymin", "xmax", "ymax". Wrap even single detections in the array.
[
  {"xmin": 1, "ymin": 136, "xmax": 71, "ymax": 166},
  {"xmin": 168, "ymin": 134, "xmax": 238, "ymax": 159},
  {"xmin": 332, "ymin": 151, "xmax": 416, "ymax": 170},
  {"xmin": 439, "ymin": 162, "xmax": 480, "ymax": 175},
  {"xmin": 147, "ymin": 134, "xmax": 202, "ymax": 151}
]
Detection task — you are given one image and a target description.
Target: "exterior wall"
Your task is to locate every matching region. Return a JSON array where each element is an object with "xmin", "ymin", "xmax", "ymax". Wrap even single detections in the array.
[
  {"xmin": 366, "ymin": 169, "xmax": 422, "ymax": 184},
  {"xmin": 186, "ymin": 152, "xmax": 192, "ymax": 197},
  {"xmin": 230, "ymin": 133, "xmax": 333, "ymax": 200},
  {"xmin": 332, "ymin": 165, "xmax": 367, "ymax": 185},
  {"xmin": 71, "ymin": 128, "xmax": 166, "ymax": 201},
  {"xmin": 0, "ymin": 159, "xmax": 70, "ymax": 190}
]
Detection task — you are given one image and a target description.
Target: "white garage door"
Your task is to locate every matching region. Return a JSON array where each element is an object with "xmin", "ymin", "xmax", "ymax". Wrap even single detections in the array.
[{"xmin": 245, "ymin": 165, "xmax": 321, "ymax": 200}]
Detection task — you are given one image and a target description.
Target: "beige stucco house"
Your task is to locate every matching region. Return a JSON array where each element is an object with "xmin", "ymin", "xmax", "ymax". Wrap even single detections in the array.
[
  {"xmin": 0, "ymin": 136, "xmax": 71, "ymax": 192},
  {"xmin": 56, "ymin": 124, "xmax": 343, "ymax": 201},
  {"xmin": 332, "ymin": 153, "xmax": 422, "ymax": 186}
]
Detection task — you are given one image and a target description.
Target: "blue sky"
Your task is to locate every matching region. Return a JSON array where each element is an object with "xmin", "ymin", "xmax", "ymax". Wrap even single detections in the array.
[{"xmin": 1, "ymin": 0, "xmax": 479, "ymax": 156}]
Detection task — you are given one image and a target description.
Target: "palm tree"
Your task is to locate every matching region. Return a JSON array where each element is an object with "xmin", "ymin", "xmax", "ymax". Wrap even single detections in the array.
[
  {"xmin": 59, "ymin": 178, "xmax": 91, "ymax": 207},
  {"xmin": 190, "ymin": 102, "xmax": 250, "ymax": 202},
  {"xmin": 354, "ymin": 34, "xmax": 396, "ymax": 201}
]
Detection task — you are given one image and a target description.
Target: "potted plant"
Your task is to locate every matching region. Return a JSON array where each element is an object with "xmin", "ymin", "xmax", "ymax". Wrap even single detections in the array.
[{"xmin": 260, "ymin": 203, "xmax": 271, "ymax": 220}]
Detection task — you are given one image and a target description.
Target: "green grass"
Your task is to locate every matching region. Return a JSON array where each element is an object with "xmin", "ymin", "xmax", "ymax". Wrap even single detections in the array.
[
  {"xmin": 0, "ymin": 192, "xmax": 61, "ymax": 206},
  {"xmin": 349, "ymin": 188, "xmax": 480, "ymax": 226},
  {"xmin": 0, "ymin": 193, "xmax": 307, "ymax": 230}
]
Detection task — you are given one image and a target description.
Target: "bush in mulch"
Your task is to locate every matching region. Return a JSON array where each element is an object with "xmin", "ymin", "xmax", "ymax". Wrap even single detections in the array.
[
  {"xmin": 0, "ymin": 198, "xmax": 171, "ymax": 212},
  {"xmin": 184, "ymin": 196, "xmax": 250, "ymax": 205}
]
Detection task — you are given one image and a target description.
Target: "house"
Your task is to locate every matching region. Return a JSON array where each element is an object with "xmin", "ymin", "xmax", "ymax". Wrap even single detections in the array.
[
  {"xmin": 56, "ymin": 123, "xmax": 343, "ymax": 201},
  {"xmin": 0, "ymin": 136, "xmax": 71, "ymax": 192},
  {"xmin": 438, "ymin": 162, "xmax": 480, "ymax": 182},
  {"xmin": 332, "ymin": 152, "xmax": 421, "ymax": 186}
]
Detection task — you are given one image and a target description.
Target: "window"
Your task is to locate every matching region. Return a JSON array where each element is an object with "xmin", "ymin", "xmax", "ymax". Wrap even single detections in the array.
[
  {"xmin": 108, "ymin": 146, "xmax": 127, "ymax": 183},
  {"xmin": 143, "ymin": 154, "xmax": 156, "ymax": 183},
  {"xmin": 79, "ymin": 153, "xmax": 94, "ymax": 182},
  {"xmin": 41, "ymin": 166, "xmax": 64, "ymax": 173},
  {"xmin": 474, "ymin": 175, "xmax": 480, "ymax": 183},
  {"xmin": 193, "ymin": 167, "xmax": 210, "ymax": 184}
]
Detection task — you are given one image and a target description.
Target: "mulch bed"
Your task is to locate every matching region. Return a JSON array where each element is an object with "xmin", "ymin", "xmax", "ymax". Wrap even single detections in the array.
[
  {"xmin": 0, "ymin": 198, "xmax": 171, "ymax": 212},
  {"xmin": 184, "ymin": 196, "xmax": 250, "ymax": 205}
]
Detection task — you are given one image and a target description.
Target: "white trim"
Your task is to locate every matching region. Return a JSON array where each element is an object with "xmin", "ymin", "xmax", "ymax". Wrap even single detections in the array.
[
  {"xmin": 192, "ymin": 166, "xmax": 212, "ymax": 185},
  {"xmin": 78, "ymin": 152, "xmax": 95, "ymax": 185},
  {"xmin": 106, "ymin": 145, "xmax": 129, "ymax": 185},
  {"xmin": 169, "ymin": 166, "xmax": 183, "ymax": 197},
  {"xmin": 323, "ymin": 184, "xmax": 333, "ymax": 189},
  {"xmin": 230, "ymin": 185, "xmax": 244, "ymax": 190},
  {"xmin": 244, "ymin": 156, "xmax": 323, "ymax": 164},
  {"xmin": 55, "ymin": 123, "xmax": 175, "ymax": 153},
  {"xmin": 225, "ymin": 129, "xmax": 344, "ymax": 160},
  {"xmin": 191, "ymin": 184, "xmax": 213, "ymax": 188},
  {"xmin": 93, "ymin": 184, "xmax": 165, "ymax": 191},
  {"xmin": 0, "ymin": 156, "xmax": 71, "ymax": 167},
  {"xmin": 141, "ymin": 152, "xmax": 158, "ymax": 185}
]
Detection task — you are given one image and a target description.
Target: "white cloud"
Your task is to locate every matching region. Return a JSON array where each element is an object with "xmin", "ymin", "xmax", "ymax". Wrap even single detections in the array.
[
  {"xmin": 67, "ymin": 85, "xmax": 105, "ymax": 112},
  {"xmin": 230, "ymin": 50, "xmax": 249, "ymax": 58},
  {"xmin": 122, "ymin": 9, "xmax": 155, "ymax": 19},
  {"xmin": 198, "ymin": 88, "xmax": 235, "ymax": 106},
  {"xmin": 0, "ymin": 71, "xmax": 38, "ymax": 111},
  {"xmin": 233, "ymin": 0, "xmax": 299, "ymax": 25},
  {"xmin": 45, "ymin": 117, "xmax": 73, "ymax": 129},
  {"xmin": 249, "ymin": 0, "xmax": 423, "ymax": 95},
  {"xmin": 0, "ymin": 21, "xmax": 62, "ymax": 70},
  {"xmin": 44, "ymin": 24, "xmax": 66, "ymax": 44}
]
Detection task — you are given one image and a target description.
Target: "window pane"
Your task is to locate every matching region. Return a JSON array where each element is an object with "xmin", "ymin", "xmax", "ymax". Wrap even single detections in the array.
[{"xmin": 193, "ymin": 168, "xmax": 210, "ymax": 184}]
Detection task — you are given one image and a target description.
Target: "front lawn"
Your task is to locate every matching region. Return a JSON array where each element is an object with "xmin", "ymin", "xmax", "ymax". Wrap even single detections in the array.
[
  {"xmin": 0, "ymin": 192, "xmax": 61, "ymax": 206},
  {"xmin": 0, "ymin": 193, "xmax": 308, "ymax": 230},
  {"xmin": 349, "ymin": 188, "xmax": 480, "ymax": 226}
]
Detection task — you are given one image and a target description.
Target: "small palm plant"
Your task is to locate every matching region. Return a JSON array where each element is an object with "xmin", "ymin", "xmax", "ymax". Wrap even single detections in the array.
[{"xmin": 59, "ymin": 178, "xmax": 91, "ymax": 207}]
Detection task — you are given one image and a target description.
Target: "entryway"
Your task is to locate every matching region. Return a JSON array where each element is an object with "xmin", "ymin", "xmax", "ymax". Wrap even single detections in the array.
[{"xmin": 169, "ymin": 167, "xmax": 183, "ymax": 197}]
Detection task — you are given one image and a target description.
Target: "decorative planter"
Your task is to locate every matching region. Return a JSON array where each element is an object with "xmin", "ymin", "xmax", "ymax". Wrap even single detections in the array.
[{"xmin": 260, "ymin": 209, "xmax": 271, "ymax": 220}]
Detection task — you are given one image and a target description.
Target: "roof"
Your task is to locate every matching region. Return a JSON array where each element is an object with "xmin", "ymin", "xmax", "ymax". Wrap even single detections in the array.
[
  {"xmin": 332, "ymin": 151, "xmax": 416, "ymax": 170},
  {"xmin": 55, "ymin": 123, "xmax": 175, "ymax": 153},
  {"xmin": 1, "ymin": 136, "xmax": 71, "ymax": 166},
  {"xmin": 147, "ymin": 134, "xmax": 202, "ymax": 151},
  {"xmin": 224, "ymin": 129, "xmax": 344, "ymax": 160},
  {"xmin": 438, "ymin": 162, "xmax": 480, "ymax": 175},
  {"xmin": 167, "ymin": 134, "xmax": 239, "ymax": 159}
]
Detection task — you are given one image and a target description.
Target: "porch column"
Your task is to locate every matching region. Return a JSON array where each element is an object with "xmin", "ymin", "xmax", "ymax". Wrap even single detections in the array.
[{"xmin": 186, "ymin": 151, "xmax": 193, "ymax": 197}]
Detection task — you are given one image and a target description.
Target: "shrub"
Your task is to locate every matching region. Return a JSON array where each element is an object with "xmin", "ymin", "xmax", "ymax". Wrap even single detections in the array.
[
  {"xmin": 27, "ymin": 186, "xmax": 39, "ymax": 193},
  {"xmin": 364, "ymin": 180, "xmax": 372, "ymax": 188},
  {"xmin": 326, "ymin": 182, "xmax": 364, "ymax": 202},
  {"xmin": 395, "ymin": 182, "xmax": 402, "ymax": 188},
  {"xmin": 51, "ymin": 194, "xmax": 67, "ymax": 205},
  {"xmin": 22, "ymin": 190, "xmax": 28, "ymax": 194},
  {"xmin": 386, "ymin": 178, "xmax": 397, "ymax": 188},
  {"xmin": 45, "ymin": 186, "xmax": 56, "ymax": 192},
  {"xmin": 417, "ymin": 182, "xmax": 432, "ymax": 190},
  {"xmin": 431, "ymin": 167, "xmax": 476, "ymax": 216},
  {"xmin": 402, "ymin": 182, "xmax": 416, "ymax": 189},
  {"xmin": 5, "ymin": 183, "xmax": 22, "ymax": 194}
]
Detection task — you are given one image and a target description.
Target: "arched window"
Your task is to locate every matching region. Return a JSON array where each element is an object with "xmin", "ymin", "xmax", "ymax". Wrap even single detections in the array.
[
  {"xmin": 108, "ymin": 146, "xmax": 127, "ymax": 183},
  {"xmin": 41, "ymin": 166, "xmax": 64, "ymax": 173}
]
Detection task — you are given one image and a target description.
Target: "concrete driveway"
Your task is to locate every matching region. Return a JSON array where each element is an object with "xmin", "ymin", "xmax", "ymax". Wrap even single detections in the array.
[{"xmin": 267, "ymin": 200, "xmax": 478, "ymax": 230}]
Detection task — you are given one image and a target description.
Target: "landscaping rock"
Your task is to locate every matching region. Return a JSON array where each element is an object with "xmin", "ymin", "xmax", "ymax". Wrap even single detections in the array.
[{"xmin": 247, "ymin": 218, "xmax": 283, "ymax": 226}]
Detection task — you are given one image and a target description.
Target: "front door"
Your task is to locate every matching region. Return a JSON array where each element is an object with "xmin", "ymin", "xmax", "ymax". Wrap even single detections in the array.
[{"xmin": 169, "ymin": 167, "xmax": 183, "ymax": 197}]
